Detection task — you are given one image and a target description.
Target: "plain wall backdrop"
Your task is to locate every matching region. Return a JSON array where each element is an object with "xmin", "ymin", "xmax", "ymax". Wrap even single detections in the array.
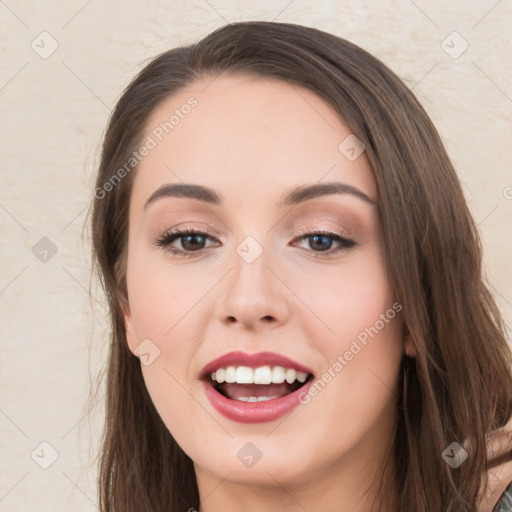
[{"xmin": 1, "ymin": 1, "xmax": 511, "ymax": 510}]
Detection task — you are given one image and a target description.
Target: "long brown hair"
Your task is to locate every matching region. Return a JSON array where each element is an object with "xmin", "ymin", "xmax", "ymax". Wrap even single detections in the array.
[{"xmin": 88, "ymin": 21, "xmax": 512, "ymax": 511}]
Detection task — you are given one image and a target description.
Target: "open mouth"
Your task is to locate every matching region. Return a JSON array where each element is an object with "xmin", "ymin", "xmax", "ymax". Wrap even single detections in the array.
[{"xmin": 204, "ymin": 366, "xmax": 314, "ymax": 402}]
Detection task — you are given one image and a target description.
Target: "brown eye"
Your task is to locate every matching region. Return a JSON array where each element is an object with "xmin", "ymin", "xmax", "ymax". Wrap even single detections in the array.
[
  {"xmin": 154, "ymin": 228, "xmax": 219, "ymax": 257},
  {"xmin": 308, "ymin": 234, "xmax": 335, "ymax": 251},
  {"xmin": 178, "ymin": 233, "xmax": 207, "ymax": 251}
]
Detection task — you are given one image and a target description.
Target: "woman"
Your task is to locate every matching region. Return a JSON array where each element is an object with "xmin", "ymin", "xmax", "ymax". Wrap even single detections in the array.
[{"xmin": 89, "ymin": 21, "xmax": 512, "ymax": 511}]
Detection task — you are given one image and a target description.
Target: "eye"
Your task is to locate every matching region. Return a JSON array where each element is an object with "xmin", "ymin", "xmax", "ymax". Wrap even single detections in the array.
[
  {"xmin": 291, "ymin": 229, "xmax": 356, "ymax": 257},
  {"xmin": 153, "ymin": 227, "xmax": 357, "ymax": 258},
  {"xmin": 153, "ymin": 228, "xmax": 219, "ymax": 258}
]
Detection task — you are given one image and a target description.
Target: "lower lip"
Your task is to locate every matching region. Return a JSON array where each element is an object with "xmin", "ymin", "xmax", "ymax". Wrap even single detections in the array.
[{"xmin": 202, "ymin": 379, "xmax": 313, "ymax": 424}]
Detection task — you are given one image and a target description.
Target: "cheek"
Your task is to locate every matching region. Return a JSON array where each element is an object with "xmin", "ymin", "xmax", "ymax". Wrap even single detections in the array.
[
  {"xmin": 289, "ymin": 243, "xmax": 397, "ymax": 345},
  {"xmin": 124, "ymin": 246, "xmax": 212, "ymax": 399},
  {"xmin": 290, "ymin": 245, "xmax": 403, "ymax": 423},
  {"xmin": 125, "ymin": 254, "xmax": 207, "ymax": 443},
  {"xmin": 125, "ymin": 247, "xmax": 208, "ymax": 340}
]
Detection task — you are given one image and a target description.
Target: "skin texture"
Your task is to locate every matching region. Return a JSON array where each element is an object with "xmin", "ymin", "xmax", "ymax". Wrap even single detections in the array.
[{"xmin": 122, "ymin": 74, "xmax": 415, "ymax": 512}]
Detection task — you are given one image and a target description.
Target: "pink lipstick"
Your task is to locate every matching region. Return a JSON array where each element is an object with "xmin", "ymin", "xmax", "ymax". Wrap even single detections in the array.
[{"xmin": 200, "ymin": 351, "xmax": 314, "ymax": 423}]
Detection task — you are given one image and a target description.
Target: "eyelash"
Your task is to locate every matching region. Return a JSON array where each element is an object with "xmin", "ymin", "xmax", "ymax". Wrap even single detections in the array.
[{"xmin": 153, "ymin": 227, "xmax": 357, "ymax": 259}]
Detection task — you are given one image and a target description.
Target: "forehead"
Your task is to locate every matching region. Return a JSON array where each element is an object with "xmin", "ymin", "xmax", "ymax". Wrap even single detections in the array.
[{"xmin": 131, "ymin": 73, "xmax": 376, "ymax": 210}]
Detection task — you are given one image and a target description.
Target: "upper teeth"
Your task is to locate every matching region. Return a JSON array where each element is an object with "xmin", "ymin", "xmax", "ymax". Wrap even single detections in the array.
[{"xmin": 211, "ymin": 366, "xmax": 309, "ymax": 385}]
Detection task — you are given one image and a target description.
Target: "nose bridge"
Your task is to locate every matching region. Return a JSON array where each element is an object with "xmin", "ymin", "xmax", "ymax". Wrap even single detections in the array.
[{"xmin": 214, "ymin": 233, "xmax": 290, "ymax": 330}]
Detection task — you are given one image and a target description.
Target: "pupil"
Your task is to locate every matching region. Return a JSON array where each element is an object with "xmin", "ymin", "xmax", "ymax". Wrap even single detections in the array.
[
  {"xmin": 310, "ymin": 234, "xmax": 332, "ymax": 251},
  {"xmin": 183, "ymin": 234, "xmax": 204, "ymax": 250}
]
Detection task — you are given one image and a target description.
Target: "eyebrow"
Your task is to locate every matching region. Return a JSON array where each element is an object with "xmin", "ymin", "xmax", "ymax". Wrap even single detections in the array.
[{"xmin": 144, "ymin": 181, "xmax": 374, "ymax": 210}]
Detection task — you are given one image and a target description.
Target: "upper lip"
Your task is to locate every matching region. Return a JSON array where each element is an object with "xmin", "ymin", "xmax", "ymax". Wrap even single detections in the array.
[{"xmin": 200, "ymin": 350, "xmax": 314, "ymax": 379}]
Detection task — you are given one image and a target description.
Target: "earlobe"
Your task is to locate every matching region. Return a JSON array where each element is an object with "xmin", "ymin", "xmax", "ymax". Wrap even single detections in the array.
[
  {"xmin": 121, "ymin": 299, "xmax": 138, "ymax": 355},
  {"xmin": 404, "ymin": 332, "xmax": 417, "ymax": 358}
]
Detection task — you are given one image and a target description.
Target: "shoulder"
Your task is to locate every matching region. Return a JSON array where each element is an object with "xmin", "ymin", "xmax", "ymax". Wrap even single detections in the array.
[
  {"xmin": 478, "ymin": 416, "xmax": 512, "ymax": 511},
  {"xmin": 481, "ymin": 462, "xmax": 512, "ymax": 512},
  {"xmin": 494, "ymin": 482, "xmax": 512, "ymax": 512}
]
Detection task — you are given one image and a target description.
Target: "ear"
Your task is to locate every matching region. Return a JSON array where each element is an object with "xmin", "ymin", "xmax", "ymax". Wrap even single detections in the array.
[
  {"xmin": 404, "ymin": 331, "xmax": 417, "ymax": 358},
  {"xmin": 121, "ymin": 298, "xmax": 138, "ymax": 355}
]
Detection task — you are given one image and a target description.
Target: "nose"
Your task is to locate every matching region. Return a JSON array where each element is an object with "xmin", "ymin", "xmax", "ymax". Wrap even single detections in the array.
[{"xmin": 214, "ymin": 245, "xmax": 291, "ymax": 332}]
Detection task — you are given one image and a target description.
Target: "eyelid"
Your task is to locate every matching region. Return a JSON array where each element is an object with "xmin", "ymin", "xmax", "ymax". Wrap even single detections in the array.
[
  {"xmin": 155, "ymin": 222, "xmax": 221, "ymax": 239},
  {"xmin": 291, "ymin": 225, "xmax": 352, "ymax": 240}
]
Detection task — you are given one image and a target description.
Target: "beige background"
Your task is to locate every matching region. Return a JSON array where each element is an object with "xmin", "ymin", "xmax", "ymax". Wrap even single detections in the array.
[{"xmin": 1, "ymin": 1, "xmax": 511, "ymax": 510}]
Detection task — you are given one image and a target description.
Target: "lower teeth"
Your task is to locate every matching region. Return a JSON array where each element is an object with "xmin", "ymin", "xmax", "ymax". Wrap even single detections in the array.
[{"xmin": 234, "ymin": 396, "xmax": 280, "ymax": 402}]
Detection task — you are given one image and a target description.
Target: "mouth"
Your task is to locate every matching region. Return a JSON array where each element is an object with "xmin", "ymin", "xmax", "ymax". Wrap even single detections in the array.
[
  {"xmin": 199, "ymin": 351, "xmax": 315, "ymax": 422},
  {"xmin": 204, "ymin": 366, "xmax": 314, "ymax": 402}
]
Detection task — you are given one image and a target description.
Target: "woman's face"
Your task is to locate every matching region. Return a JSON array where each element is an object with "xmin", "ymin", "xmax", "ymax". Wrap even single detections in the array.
[{"xmin": 123, "ymin": 73, "xmax": 405, "ymax": 503}]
